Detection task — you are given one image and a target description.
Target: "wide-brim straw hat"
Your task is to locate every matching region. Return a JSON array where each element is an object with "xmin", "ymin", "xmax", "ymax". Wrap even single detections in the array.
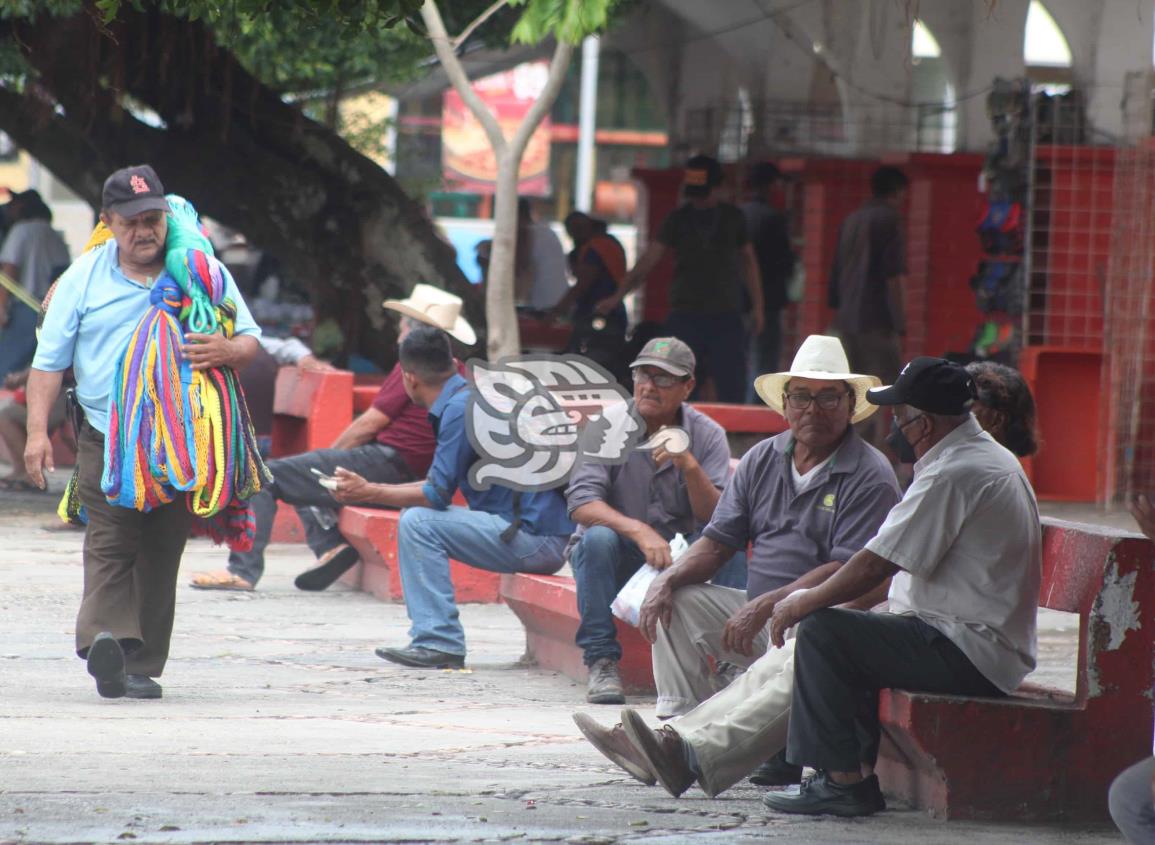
[
  {"xmin": 382, "ymin": 283, "xmax": 476, "ymax": 346},
  {"xmin": 754, "ymin": 335, "xmax": 881, "ymax": 424}
]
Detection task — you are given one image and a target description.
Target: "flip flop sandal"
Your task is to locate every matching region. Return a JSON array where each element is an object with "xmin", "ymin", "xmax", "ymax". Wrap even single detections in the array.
[
  {"xmin": 189, "ymin": 571, "xmax": 255, "ymax": 591},
  {"xmin": 294, "ymin": 544, "xmax": 360, "ymax": 592}
]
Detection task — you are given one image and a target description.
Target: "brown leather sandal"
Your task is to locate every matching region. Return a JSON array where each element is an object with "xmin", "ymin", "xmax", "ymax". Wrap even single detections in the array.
[{"xmin": 189, "ymin": 570, "xmax": 255, "ymax": 591}]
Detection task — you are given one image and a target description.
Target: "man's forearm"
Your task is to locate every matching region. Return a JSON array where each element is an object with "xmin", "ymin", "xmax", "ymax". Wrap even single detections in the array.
[
  {"xmin": 228, "ymin": 335, "xmax": 261, "ymax": 369},
  {"xmin": 25, "ymin": 369, "xmax": 65, "ymax": 435},
  {"xmin": 794, "ymin": 549, "xmax": 898, "ymax": 617},
  {"xmin": 763, "ymin": 559, "xmax": 843, "ymax": 606},
  {"xmin": 682, "ymin": 464, "xmax": 722, "ymax": 523},
  {"xmin": 572, "ymin": 500, "xmax": 644, "ymax": 540},
  {"xmin": 663, "ymin": 536, "xmax": 737, "ymax": 590},
  {"xmin": 363, "ymin": 480, "xmax": 431, "ymax": 508},
  {"xmin": 887, "ymin": 275, "xmax": 906, "ymax": 333},
  {"xmin": 744, "ymin": 250, "xmax": 764, "ymax": 314}
]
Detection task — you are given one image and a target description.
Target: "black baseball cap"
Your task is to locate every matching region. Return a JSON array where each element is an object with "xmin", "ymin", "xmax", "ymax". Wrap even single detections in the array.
[
  {"xmin": 102, "ymin": 164, "xmax": 169, "ymax": 218},
  {"xmin": 866, "ymin": 357, "xmax": 977, "ymax": 415}
]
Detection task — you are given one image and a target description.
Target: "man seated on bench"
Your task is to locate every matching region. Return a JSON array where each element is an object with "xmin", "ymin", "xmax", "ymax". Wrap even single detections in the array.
[
  {"xmin": 750, "ymin": 357, "xmax": 1042, "ymax": 817},
  {"xmin": 573, "ymin": 357, "xmax": 1041, "ymax": 801},
  {"xmin": 189, "ymin": 284, "xmax": 475, "ymax": 593},
  {"xmin": 567, "ymin": 337, "xmax": 741, "ymax": 706},
  {"xmin": 331, "ymin": 326, "xmax": 575, "ymax": 669}
]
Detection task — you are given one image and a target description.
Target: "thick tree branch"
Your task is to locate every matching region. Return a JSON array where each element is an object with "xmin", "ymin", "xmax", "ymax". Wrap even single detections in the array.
[
  {"xmin": 421, "ymin": 0, "xmax": 506, "ymax": 153},
  {"xmin": 453, "ymin": 0, "xmax": 509, "ymax": 49},
  {"xmin": 508, "ymin": 37, "xmax": 574, "ymax": 158}
]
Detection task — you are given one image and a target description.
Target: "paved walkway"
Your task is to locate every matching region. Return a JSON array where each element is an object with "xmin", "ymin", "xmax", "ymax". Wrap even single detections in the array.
[{"xmin": 0, "ymin": 480, "xmax": 1122, "ymax": 844}]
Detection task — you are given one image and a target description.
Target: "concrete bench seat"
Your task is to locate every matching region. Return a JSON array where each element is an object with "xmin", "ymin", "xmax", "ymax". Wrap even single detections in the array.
[
  {"xmin": 500, "ymin": 572, "xmax": 654, "ymax": 693},
  {"xmin": 876, "ymin": 518, "xmax": 1155, "ymax": 821}
]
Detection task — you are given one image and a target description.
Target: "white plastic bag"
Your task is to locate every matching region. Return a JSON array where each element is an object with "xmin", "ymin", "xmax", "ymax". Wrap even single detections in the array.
[{"xmin": 610, "ymin": 533, "xmax": 690, "ymax": 626}]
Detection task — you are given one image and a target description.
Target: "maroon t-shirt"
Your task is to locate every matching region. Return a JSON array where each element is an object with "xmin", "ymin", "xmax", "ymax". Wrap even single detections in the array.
[{"xmin": 371, "ymin": 361, "xmax": 466, "ymax": 478}]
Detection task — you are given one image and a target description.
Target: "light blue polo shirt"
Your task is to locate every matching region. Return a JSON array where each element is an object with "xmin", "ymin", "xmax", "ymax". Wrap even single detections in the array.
[{"xmin": 32, "ymin": 240, "xmax": 260, "ymax": 435}]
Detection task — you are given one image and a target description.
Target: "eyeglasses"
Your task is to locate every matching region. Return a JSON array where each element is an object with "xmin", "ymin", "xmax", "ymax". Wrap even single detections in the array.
[
  {"xmin": 784, "ymin": 390, "xmax": 850, "ymax": 411},
  {"xmin": 634, "ymin": 370, "xmax": 689, "ymax": 389}
]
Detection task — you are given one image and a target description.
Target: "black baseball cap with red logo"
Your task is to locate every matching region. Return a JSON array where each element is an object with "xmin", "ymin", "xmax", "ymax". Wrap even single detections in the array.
[{"xmin": 101, "ymin": 164, "xmax": 169, "ymax": 218}]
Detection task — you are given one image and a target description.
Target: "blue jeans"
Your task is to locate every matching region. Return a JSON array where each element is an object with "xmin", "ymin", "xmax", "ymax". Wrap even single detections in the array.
[
  {"xmin": 397, "ymin": 506, "xmax": 568, "ymax": 656},
  {"xmin": 570, "ymin": 526, "xmax": 747, "ymax": 665},
  {"xmin": 0, "ymin": 301, "xmax": 38, "ymax": 382}
]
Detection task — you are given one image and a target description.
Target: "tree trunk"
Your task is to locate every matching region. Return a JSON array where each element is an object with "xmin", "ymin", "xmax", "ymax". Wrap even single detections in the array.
[
  {"xmin": 0, "ymin": 9, "xmax": 482, "ymax": 367},
  {"xmin": 485, "ymin": 156, "xmax": 523, "ymax": 361}
]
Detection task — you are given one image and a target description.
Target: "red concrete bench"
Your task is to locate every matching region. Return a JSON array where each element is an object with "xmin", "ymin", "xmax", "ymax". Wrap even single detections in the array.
[
  {"xmin": 337, "ymin": 506, "xmax": 502, "ymax": 604},
  {"xmin": 500, "ymin": 573, "xmax": 654, "ymax": 692},
  {"xmin": 267, "ymin": 369, "xmax": 355, "ymax": 542},
  {"xmin": 691, "ymin": 402, "xmax": 787, "ymax": 435},
  {"xmin": 0, "ymin": 388, "xmax": 77, "ymax": 470},
  {"xmin": 876, "ymin": 518, "xmax": 1155, "ymax": 821}
]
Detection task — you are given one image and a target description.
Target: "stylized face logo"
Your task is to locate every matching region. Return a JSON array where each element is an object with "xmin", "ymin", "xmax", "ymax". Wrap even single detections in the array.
[{"xmin": 467, "ymin": 355, "xmax": 646, "ymax": 492}]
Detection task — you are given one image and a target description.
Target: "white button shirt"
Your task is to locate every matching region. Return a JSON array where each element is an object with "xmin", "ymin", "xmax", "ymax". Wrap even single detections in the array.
[{"xmin": 867, "ymin": 415, "xmax": 1041, "ymax": 693}]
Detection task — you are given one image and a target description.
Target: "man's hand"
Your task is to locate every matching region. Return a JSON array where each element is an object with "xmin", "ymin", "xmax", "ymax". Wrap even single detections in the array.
[
  {"xmin": 183, "ymin": 333, "xmax": 239, "ymax": 371},
  {"xmin": 652, "ymin": 444, "xmax": 699, "ymax": 474},
  {"xmin": 24, "ymin": 432, "xmax": 54, "ymax": 490},
  {"xmin": 722, "ymin": 594, "xmax": 774, "ymax": 657},
  {"xmin": 638, "ymin": 572, "xmax": 675, "ymax": 644},
  {"xmin": 1131, "ymin": 493, "xmax": 1155, "ymax": 542},
  {"xmin": 629, "ymin": 522, "xmax": 673, "ymax": 570},
  {"xmin": 298, "ymin": 355, "xmax": 337, "ymax": 373},
  {"xmin": 769, "ymin": 589, "xmax": 811, "ymax": 648},
  {"xmin": 331, "ymin": 467, "xmax": 374, "ymax": 504}
]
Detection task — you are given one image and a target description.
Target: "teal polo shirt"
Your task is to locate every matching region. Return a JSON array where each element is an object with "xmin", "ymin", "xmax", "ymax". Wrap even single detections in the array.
[{"xmin": 32, "ymin": 240, "xmax": 260, "ymax": 435}]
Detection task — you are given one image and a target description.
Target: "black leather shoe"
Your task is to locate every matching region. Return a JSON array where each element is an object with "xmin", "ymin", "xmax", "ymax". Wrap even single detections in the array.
[
  {"xmin": 762, "ymin": 771, "xmax": 884, "ymax": 817},
  {"xmin": 294, "ymin": 545, "xmax": 360, "ymax": 591},
  {"xmin": 749, "ymin": 750, "xmax": 803, "ymax": 786},
  {"xmin": 125, "ymin": 674, "xmax": 163, "ymax": 700},
  {"xmin": 86, "ymin": 632, "xmax": 126, "ymax": 699},
  {"xmin": 375, "ymin": 645, "xmax": 465, "ymax": 669}
]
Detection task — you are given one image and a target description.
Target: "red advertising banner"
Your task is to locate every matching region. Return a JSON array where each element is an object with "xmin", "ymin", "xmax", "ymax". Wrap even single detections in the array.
[{"xmin": 442, "ymin": 62, "xmax": 552, "ymax": 196}]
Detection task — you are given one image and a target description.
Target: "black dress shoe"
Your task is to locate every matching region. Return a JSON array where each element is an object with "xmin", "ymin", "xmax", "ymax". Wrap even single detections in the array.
[
  {"xmin": 749, "ymin": 750, "xmax": 803, "ymax": 786},
  {"xmin": 86, "ymin": 632, "xmax": 126, "ymax": 699},
  {"xmin": 761, "ymin": 771, "xmax": 884, "ymax": 817},
  {"xmin": 125, "ymin": 674, "xmax": 163, "ymax": 700},
  {"xmin": 294, "ymin": 545, "xmax": 360, "ymax": 591},
  {"xmin": 375, "ymin": 645, "xmax": 465, "ymax": 669}
]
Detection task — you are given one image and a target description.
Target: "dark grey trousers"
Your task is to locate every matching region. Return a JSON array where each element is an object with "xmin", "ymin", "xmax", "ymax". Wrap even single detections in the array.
[
  {"xmin": 227, "ymin": 442, "xmax": 414, "ymax": 585},
  {"xmin": 786, "ymin": 608, "xmax": 1003, "ymax": 773}
]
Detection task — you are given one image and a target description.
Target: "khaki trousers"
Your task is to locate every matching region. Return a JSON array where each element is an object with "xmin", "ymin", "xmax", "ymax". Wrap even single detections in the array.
[
  {"xmin": 672, "ymin": 639, "xmax": 796, "ymax": 797},
  {"xmin": 652, "ymin": 584, "xmax": 768, "ymax": 718},
  {"xmin": 75, "ymin": 422, "xmax": 192, "ymax": 676}
]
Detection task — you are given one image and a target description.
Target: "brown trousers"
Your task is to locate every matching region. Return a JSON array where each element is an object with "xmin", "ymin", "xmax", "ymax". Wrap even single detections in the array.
[{"xmin": 75, "ymin": 422, "xmax": 192, "ymax": 676}]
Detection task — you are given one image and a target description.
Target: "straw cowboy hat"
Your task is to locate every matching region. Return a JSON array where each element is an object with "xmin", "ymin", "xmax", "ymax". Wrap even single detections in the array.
[
  {"xmin": 383, "ymin": 283, "xmax": 476, "ymax": 346},
  {"xmin": 754, "ymin": 335, "xmax": 881, "ymax": 424}
]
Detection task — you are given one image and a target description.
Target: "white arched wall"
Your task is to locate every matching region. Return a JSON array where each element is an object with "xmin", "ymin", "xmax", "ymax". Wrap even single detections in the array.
[
  {"xmin": 624, "ymin": 0, "xmax": 1155, "ymax": 157},
  {"xmin": 1043, "ymin": 0, "xmax": 1155, "ymax": 140}
]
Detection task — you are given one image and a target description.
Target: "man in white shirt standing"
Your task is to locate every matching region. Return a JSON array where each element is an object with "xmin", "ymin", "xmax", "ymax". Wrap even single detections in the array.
[{"xmin": 761, "ymin": 356, "xmax": 1041, "ymax": 817}]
